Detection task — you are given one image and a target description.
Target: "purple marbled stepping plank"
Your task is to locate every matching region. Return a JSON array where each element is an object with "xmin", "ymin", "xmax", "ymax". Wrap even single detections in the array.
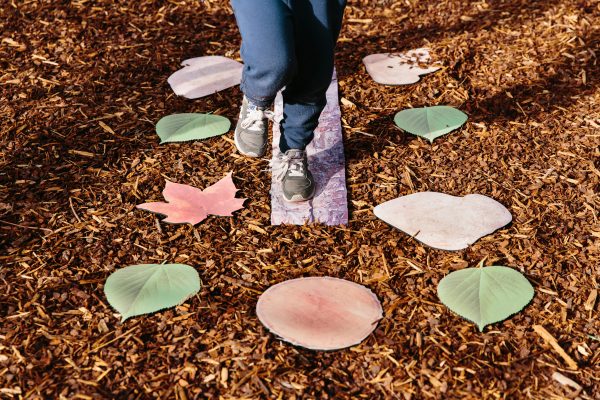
[{"xmin": 270, "ymin": 70, "xmax": 348, "ymax": 226}]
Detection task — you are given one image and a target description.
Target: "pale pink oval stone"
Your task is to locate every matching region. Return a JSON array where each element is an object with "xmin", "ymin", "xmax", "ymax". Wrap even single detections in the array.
[{"xmin": 256, "ymin": 277, "xmax": 383, "ymax": 350}]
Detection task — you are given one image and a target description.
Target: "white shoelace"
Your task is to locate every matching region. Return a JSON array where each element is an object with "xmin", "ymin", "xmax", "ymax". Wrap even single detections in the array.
[
  {"xmin": 240, "ymin": 107, "xmax": 274, "ymax": 132},
  {"xmin": 269, "ymin": 151, "xmax": 306, "ymax": 181}
]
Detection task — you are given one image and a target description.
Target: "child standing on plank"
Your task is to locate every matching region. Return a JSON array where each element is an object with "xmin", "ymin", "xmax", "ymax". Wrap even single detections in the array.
[{"xmin": 231, "ymin": 0, "xmax": 347, "ymax": 202}]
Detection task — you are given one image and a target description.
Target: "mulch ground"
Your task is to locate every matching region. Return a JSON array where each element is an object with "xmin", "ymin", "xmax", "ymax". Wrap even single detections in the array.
[{"xmin": 1, "ymin": 0, "xmax": 599, "ymax": 398}]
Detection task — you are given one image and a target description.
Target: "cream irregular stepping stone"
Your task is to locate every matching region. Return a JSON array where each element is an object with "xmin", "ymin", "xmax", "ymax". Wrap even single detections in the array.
[
  {"xmin": 168, "ymin": 56, "xmax": 243, "ymax": 99},
  {"xmin": 374, "ymin": 192, "xmax": 512, "ymax": 251},
  {"xmin": 363, "ymin": 48, "xmax": 441, "ymax": 85},
  {"xmin": 256, "ymin": 277, "xmax": 383, "ymax": 351}
]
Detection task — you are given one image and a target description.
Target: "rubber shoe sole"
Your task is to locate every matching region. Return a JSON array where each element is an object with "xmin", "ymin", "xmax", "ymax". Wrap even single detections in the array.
[
  {"xmin": 234, "ymin": 126, "xmax": 265, "ymax": 158},
  {"xmin": 282, "ymin": 182, "xmax": 316, "ymax": 203}
]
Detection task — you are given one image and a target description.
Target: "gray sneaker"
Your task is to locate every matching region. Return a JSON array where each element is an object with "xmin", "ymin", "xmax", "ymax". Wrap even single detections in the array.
[
  {"xmin": 234, "ymin": 96, "xmax": 273, "ymax": 158},
  {"xmin": 273, "ymin": 149, "xmax": 316, "ymax": 202}
]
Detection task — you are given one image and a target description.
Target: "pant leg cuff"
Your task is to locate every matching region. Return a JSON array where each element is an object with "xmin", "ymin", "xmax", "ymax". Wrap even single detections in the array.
[
  {"xmin": 246, "ymin": 95, "xmax": 273, "ymax": 108},
  {"xmin": 241, "ymin": 86, "xmax": 274, "ymax": 108},
  {"xmin": 279, "ymin": 143, "xmax": 307, "ymax": 153}
]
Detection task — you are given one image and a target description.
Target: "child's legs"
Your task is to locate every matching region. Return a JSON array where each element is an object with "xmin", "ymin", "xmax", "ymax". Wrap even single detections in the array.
[
  {"xmin": 231, "ymin": 0, "xmax": 297, "ymax": 107},
  {"xmin": 279, "ymin": 0, "xmax": 346, "ymax": 152}
]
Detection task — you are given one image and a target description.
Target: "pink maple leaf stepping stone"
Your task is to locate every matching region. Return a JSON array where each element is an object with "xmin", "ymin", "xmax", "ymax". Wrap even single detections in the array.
[{"xmin": 270, "ymin": 70, "xmax": 348, "ymax": 226}]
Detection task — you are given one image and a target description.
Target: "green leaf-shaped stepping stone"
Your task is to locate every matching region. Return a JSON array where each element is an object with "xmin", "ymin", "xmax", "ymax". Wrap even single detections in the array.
[
  {"xmin": 104, "ymin": 263, "xmax": 200, "ymax": 321},
  {"xmin": 394, "ymin": 106, "xmax": 468, "ymax": 142},
  {"xmin": 156, "ymin": 113, "xmax": 231, "ymax": 143},
  {"xmin": 437, "ymin": 266, "xmax": 534, "ymax": 331}
]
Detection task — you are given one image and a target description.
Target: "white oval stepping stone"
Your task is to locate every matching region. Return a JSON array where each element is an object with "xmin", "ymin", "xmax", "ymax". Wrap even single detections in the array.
[
  {"xmin": 256, "ymin": 277, "xmax": 383, "ymax": 351},
  {"xmin": 363, "ymin": 48, "xmax": 441, "ymax": 85},
  {"xmin": 168, "ymin": 56, "xmax": 243, "ymax": 99},
  {"xmin": 374, "ymin": 192, "xmax": 512, "ymax": 251}
]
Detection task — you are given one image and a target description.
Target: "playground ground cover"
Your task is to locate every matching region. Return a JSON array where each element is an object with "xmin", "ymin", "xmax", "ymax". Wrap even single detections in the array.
[{"xmin": 1, "ymin": 0, "xmax": 599, "ymax": 398}]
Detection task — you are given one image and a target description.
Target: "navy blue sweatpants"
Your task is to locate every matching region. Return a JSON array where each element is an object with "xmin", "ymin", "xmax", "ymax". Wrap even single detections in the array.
[{"xmin": 231, "ymin": 0, "xmax": 346, "ymax": 152}]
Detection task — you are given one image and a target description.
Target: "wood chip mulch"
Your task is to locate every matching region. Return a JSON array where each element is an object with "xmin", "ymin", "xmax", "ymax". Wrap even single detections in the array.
[{"xmin": 1, "ymin": 0, "xmax": 598, "ymax": 398}]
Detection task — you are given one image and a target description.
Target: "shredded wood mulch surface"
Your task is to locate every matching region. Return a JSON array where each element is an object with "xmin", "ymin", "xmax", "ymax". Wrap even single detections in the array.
[{"xmin": 1, "ymin": 0, "xmax": 599, "ymax": 398}]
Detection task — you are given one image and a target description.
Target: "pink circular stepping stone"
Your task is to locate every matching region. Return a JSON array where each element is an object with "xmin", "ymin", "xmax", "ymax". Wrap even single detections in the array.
[
  {"xmin": 168, "ymin": 56, "xmax": 243, "ymax": 99},
  {"xmin": 256, "ymin": 277, "xmax": 383, "ymax": 351}
]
